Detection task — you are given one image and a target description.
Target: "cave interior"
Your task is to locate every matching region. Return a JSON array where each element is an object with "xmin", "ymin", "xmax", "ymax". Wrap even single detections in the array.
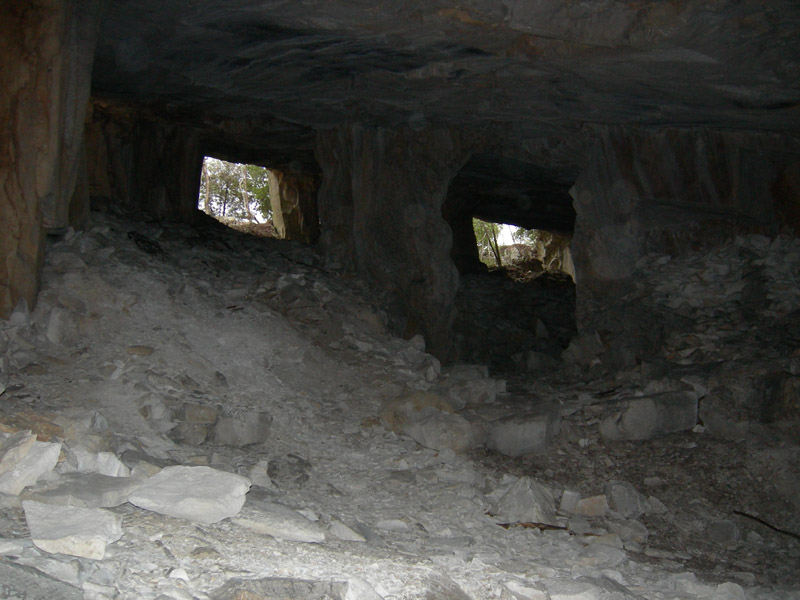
[{"xmin": 1, "ymin": 1, "xmax": 800, "ymax": 597}]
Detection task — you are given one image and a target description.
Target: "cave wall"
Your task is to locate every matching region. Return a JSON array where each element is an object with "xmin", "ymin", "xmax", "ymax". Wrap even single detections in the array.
[
  {"xmin": 86, "ymin": 103, "xmax": 203, "ymax": 223},
  {"xmin": 0, "ymin": 1, "xmax": 101, "ymax": 318},
  {"xmin": 316, "ymin": 125, "xmax": 470, "ymax": 358},
  {"xmin": 570, "ymin": 126, "xmax": 800, "ymax": 363},
  {"xmin": 268, "ymin": 170, "xmax": 320, "ymax": 243}
]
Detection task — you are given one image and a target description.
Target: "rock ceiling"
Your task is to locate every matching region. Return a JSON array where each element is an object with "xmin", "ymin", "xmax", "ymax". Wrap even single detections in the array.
[{"xmin": 93, "ymin": 0, "xmax": 800, "ymax": 141}]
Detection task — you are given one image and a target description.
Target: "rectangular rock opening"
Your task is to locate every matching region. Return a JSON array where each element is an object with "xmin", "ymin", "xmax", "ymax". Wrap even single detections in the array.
[{"xmin": 198, "ymin": 157, "xmax": 277, "ymax": 238}]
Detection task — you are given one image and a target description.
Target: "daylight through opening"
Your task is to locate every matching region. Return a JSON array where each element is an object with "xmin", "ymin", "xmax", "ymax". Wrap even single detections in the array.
[{"xmin": 198, "ymin": 156, "xmax": 277, "ymax": 237}]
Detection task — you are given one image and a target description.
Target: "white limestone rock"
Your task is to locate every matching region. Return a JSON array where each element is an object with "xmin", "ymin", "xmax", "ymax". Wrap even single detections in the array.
[
  {"xmin": 447, "ymin": 378, "xmax": 499, "ymax": 407},
  {"xmin": 329, "ymin": 519, "xmax": 366, "ymax": 542},
  {"xmin": 605, "ymin": 481, "xmax": 650, "ymax": 519},
  {"xmin": 486, "ymin": 406, "xmax": 560, "ymax": 457},
  {"xmin": 232, "ymin": 501, "xmax": 325, "ymax": 543},
  {"xmin": 559, "ymin": 489, "xmax": 580, "ymax": 514},
  {"xmin": 23, "ymin": 472, "xmax": 142, "ymax": 508},
  {"xmin": 128, "ymin": 465, "xmax": 251, "ymax": 524},
  {"xmin": 492, "ymin": 477, "xmax": 557, "ymax": 525},
  {"xmin": 213, "ymin": 411, "xmax": 272, "ymax": 447},
  {"xmin": 23, "ymin": 501, "xmax": 122, "ymax": 560},
  {"xmin": 46, "ymin": 307, "xmax": 80, "ymax": 347},
  {"xmin": 402, "ymin": 408, "xmax": 485, "ymax": 454},
  {"xmin": 67, "ymin": 446, "xmax": 130, "ymax": 477},
  {"xmin": 0, "ymin": 431, "xmax": 37, "ymax": 475},
  {"xmin": 599, "ymin": 391, "xmax": 698, "ymax": 441},
  {"xmin": 0, "ymin": 438, "xmax": 62, "ymax": 495},
  {"xmin": 0, "ymin": 538, "xmax": 26, "ymax": 555}
]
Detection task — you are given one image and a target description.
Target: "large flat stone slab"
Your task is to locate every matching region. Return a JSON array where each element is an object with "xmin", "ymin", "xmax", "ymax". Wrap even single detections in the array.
[
  {"xmin": 23, "ymin": 500, "xmax": 123, "ymax": 559},
  {"xmin": 23, "ymin": 472, "xmax": 142, "ymax": 508},
  {"xmin": 128, "ymin": 465, "xmax": 251, "ymax": 524}
]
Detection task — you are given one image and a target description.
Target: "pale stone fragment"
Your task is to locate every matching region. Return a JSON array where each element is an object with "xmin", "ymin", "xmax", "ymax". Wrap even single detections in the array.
[
  {"xmin": 492, "ymin": 477, "xmax": 557, "ymax": 525},
  {"xmin": 23, "ymin": 501, "xmax": 122, "ymax": 560},
  {"xmin": 23, "ymin": 472, "xmax": 141, "ymax": 508},
  {"xmin": 0, "ymin": 431, "xmax": 37, "ymax": 475},
  {"xmin": 574, "ymin": 494, "xmax": 609, "ymax": 517},
  {"xmin": 213, "ymin": 411, "xmax": 271, "ymax": 446},
  {"xmin": 329, "ymin": 519, "xmax": 366, "ymax": 542},
  {"xmin": 605, "ymin": 480, "xmax": 650, "ymax": 519},
  {"xmin": 0, "ymin": 440, "xmax": 61, "ymax": 495},
  {"xmin": 129, "ymin": 465, "xmax": 250, "ymax": 524},
  {"xmin": 232, "ymin": 502, "xmax": 325, "ymax": 543},
  {"xmin": 402, "ymin": 408, "xmax": 484, "ymax": 454},
  {"xmin": 486, "ymin": 406, "xmax": 560, "ymax": 457}
]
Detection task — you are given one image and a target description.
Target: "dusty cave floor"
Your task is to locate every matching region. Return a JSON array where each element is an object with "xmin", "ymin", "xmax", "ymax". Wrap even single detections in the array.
[
  {"xmin": 0, "ymin": 211, "xmax": 798, "ymax": 599},
  {"xmin": 471, "ymin": 392, "xmax": 800, "ymax": 590}
]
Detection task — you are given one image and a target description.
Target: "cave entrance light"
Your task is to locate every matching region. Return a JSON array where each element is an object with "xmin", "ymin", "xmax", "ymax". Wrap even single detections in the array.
[{"xmin": 198, "ymin": 156, "xmax": 275, "ymax": 236}]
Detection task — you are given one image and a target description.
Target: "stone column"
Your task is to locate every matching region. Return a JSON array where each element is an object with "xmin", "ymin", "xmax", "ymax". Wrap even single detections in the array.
[
  {"xmin": 0, "ymin": 1, "xmax": 102, "ymax": 318},
  {"xmin": 268, "ymin": 170, "xmax": 320, "ymax": 243},
  {"xmin": 316, "ymin": 125, "xmax": 469, "ymax": 358}
]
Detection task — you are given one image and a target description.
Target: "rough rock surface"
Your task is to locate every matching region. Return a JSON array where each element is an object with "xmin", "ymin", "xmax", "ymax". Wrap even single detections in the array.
[
  {"xmin": 128, "ymin": 466, "xmax": 251, "ymax": 524},
  {"xmin": 0, "ymin": 212, "xmax": 797, "ymax": 598},
  {"xmin": 23, "ymin": 501, "xmax": 123, "ymax": 560}
]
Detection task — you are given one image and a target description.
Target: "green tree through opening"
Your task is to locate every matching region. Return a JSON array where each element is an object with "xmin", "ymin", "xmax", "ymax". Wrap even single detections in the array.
[{"xmin": 198, "ymin": 157, "xmax": 272, "ymax": 223}]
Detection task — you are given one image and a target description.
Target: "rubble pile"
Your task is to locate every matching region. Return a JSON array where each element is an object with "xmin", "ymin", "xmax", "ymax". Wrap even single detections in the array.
[{"xmin": 0, "ymin": 213, "xmax": 797, "ymax": 598}]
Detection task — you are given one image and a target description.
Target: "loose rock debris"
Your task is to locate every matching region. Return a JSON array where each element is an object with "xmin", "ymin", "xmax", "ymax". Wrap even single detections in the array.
[{"xmin": 0, "ymin": 212, "xmax": 798, "ymax": 599}]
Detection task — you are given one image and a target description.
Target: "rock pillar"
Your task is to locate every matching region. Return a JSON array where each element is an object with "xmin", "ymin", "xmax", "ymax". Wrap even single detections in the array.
[
  {"xmin": 316, "ymin": 125, "xmax": 469, "ymax": 358},
  {"xmin": 0, "ymin": 1, "xmax": 101, "ymax": 318},
  {"xmin": 268, "ymin": 170, "xmax": 320, "ymax": 243},
  {"xmin": 570, "ymin": 126, "xmax": 800, "ymax": 361},
  {"xmin": 85, "ymin": 103, "xmax": 203, "ymax": 223}
]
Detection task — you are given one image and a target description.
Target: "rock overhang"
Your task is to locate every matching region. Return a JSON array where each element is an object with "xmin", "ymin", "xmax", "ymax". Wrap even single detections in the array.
[{"xmin": 92, "ymin": 0, "xmax": 800, "ymax": 137}]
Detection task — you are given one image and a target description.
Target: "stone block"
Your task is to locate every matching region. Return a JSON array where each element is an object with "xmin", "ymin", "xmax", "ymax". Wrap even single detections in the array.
[
  {"xmin": 128, "ymin": 465, "xmax": 251, "ymax": 524},
  {"xmin": 447, "ymin": 378, "xmax": 500, "ymax": 406},
  {"xmin": 0, "ymin": 431, "xmax": 37, "ymax": 475},
  {"xmin": 559, "ymin": 489, "xmax": 580, "ymax": 514},
  {"xmin": 492, "ymin": 477, "xmax": 557, "ymax": 525},
  {"xmin": 0, "ymin": 439, "xmax": 61, "ymax": 495},
  {"xmin": 574, "ymin": 494, "xmax": 609, "ymax": 517},
  {"xmin": 599, "ymin": 391, "xmax": 697, "ymax": 441},
  {"xmin": 486, "ymin": 406, "xmax": 560, "ymax": 457},
  {"xmin": 23, "ymin": 501, "xmax": 122, "ymax": 560},
  {"xmin": 169, "ymin": 421, "xmax": 209, "ymax": 446},
  {"xmin": 608, "ymin": 518, "xmax": 648, "ymax": 543},
  {"xmin": 605, "ymin": 481, "xmax": 650, "ymax": 519},
  {"xmin": 213, "ymin": 411, "xmax": 271, "ymax": 447},
  {"xmin": 402, "ymin": 408, "xmax": 485, "ymax": 454},
  {"xmin": 45, "ymin": 307, "xmax": 80, "ymax": 346}
]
